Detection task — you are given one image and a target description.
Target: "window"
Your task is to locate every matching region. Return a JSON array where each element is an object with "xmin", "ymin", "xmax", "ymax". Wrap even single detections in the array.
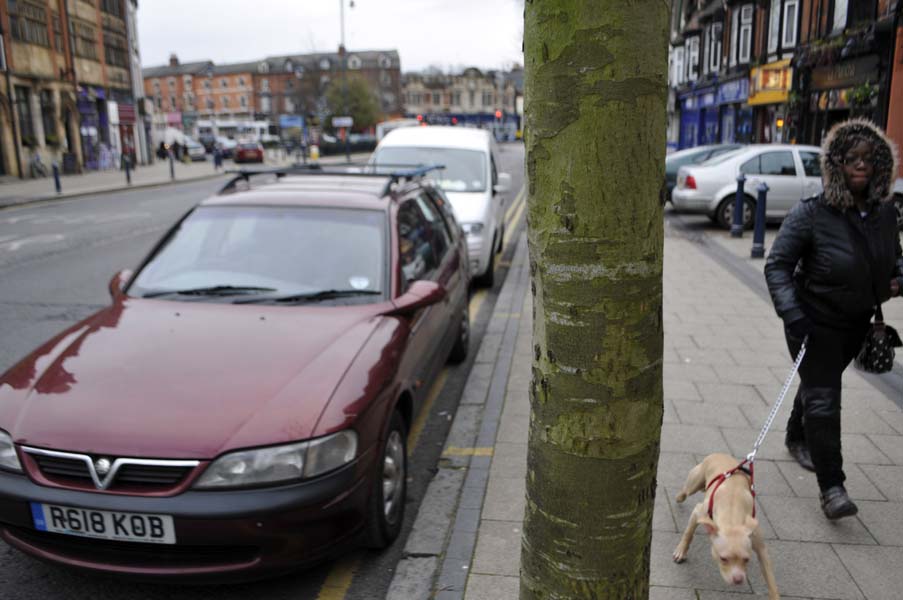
[
  {"xmin": 222, "ymin": 96, "xmax": 230, "ymax": 109},
  {"xmin": 398, "ymin": 201, "xmax": 439, "ymax": 286},
  {"xmin": 482, "ymin": 91, "xmax": 493, "ymax": 106},
  {"xmin": 799, "ymin": 151, "xmax": 821, "ymax": 177},
  {"xmin": 0, "ymin": 32, "xmax": 6, "ymax": 71},
  {"xmin": 8, "ymin": 0, "xmax": 50, "ymax": 47},
  {"xmin": 782, "ymin": 0, "xmax": 799, "ymax": 48},
  {"xmin": 673, "ymin": 46, "xmax": 685, "ymax": 85},
  {"xmin": 469, "ymin": 90, "xmax": 475, "ymax": 106},
  {"xmin": 104, "ymin": 31, "xmax": 128, "ymax": 67},
  {"xmin": 169, "ymin": 95, "xmax": 176, "ymax": 110},
  {"xmin": 183, "ymin": 75, "xmax": 193, "ymax": 87},
  {"xmin": 730, "ymin": 9, "xmax": 739, "ymax": 67},
  {"xmin": 238, "ymin": 77, "xmax": 245, "ymax": 87},
  {"xmin": 768, "ymin": 0, "xmax": 781, "ymax": 54},
  {"xmin": 101, "ymin": 0, "xmax": 124, "ymax": 18},
  {"xmin": 743, "ymin": 151, "xmax": 797, "ymax": 176},
  {"xmin": 261, "ymin": 96, "xmax": 271, "ymax": 112},
  {"xmin": 168, "ymin": 78, "xmax": 175, "ymax": 90},
  {"xmin": 240, "ymin": 96, "xmax": 247, "ymax": 108},
  {"xmin": 709, "ymin": 22, "xmax": 722, "ymax": 73},
  {"xmin": 14, "ymin": 86, "xmax": 34, "ymax": 143},
  {"xmin": 40, "ymin": 90, "xmax": 55, "ymax": 144},
  {"xmin": 206, "ymin": 98, "xmax": 214, "ymax": 110},
  {"xmin": 687, "ymin": 35, "xmax": 700, "ymax": 81},
  {"xmin": 320, "ymin": 58, "xmax": 331, "ymax": 70},
  {"xmin": 52, "ymin": 13, "xmax": 63, "ymax": 52},
  {"xmin": 261, "ymin": 78, "xmax": 270, "ymax": 92},
  {"xmin": 378, "ymin": 54, "xmax": 392, "ymax": 69},
  {"xmin": 433, "ymin": 92, "xmax": 440, "ymax": 105},
  {"xmin": 221, "ymin": 78, "xmax": 228, "ymax": 89},
  {"xmin": 72, "ymin": 19, "xmax": 98, "ymax": 59},
  {"xmin": 204, "ymin": 79, "xmax": 211, "ymax": 91},
  {"xmin": 832, "ymin": 0, "xmax": 848, "ymax": 33},
  {"xmin": 284, "ymin": 60, "xmax": 293, "ymax": 73},
  {"xmin": 348, "ymin": 55, "xmax": 361, "ymax": 70},
  {"xmin": 415, "ymin": 193, "xmax": 451, "ymax": 262},
  {"xmin": 739, "ymin": 5, "xmax": 753, "ymax": 64},
  {"xmin": 453, "ymin": 91, "xmax": 461, "ymax": 105},
  {"xmin": 848, "ymin": 0, "xmax": 874, "ymax": 25}
]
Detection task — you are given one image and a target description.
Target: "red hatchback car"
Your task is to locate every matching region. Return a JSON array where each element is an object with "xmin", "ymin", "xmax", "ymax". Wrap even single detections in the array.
[
  {"xmin": 234, "ymin": 142, "xmax": 264, "ymax": 163},
  {"xmin": 0, "ymin": 165, "xmax": 470, "ymax": 581}
]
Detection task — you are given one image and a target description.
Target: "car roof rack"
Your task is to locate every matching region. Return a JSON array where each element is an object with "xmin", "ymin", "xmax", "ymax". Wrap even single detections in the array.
[{"xmin": 220, "ymin": 163, "xmax": 446, "ymax": 197}]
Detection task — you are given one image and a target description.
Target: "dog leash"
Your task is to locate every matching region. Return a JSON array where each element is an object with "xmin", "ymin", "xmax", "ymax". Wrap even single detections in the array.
[{"xmin": 707, "ymin": 337, "xmax": 808, "ymax": 520}]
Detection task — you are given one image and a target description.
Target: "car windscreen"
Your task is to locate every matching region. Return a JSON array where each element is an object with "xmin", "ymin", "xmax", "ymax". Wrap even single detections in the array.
[
  {"xmin": 129, "ymin": 206, "xmax": 386, "ymax": 302},
  {"xmin": 373, "ymin": 147, "xmax": 487, "ymax": 192}
]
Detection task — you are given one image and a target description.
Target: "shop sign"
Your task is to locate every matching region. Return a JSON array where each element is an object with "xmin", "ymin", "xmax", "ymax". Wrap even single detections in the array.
[
  {"xmin": 811, "ymin": 89, "xmax": 852, "ymax": 111},
  {"xmin": 748, "ymin": 59, "xmax": 793, "ymax": 106},
  {"xmin": 697, "ymin": 90, "xmax": 716, "ymax": 108},
  {"xmin": 717, "ymin": 78, "xmax": 749, "ymax": 105},
  {"xmin": 165, "ymin": 112, "xmax": 182, "ymax": 126},
  {"xmin": 811, "ymin": 55, "xmax": 879, "ymax": 91}
]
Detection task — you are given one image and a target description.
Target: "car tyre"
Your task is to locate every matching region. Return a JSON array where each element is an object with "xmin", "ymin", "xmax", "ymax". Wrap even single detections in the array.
[
  {"xmin": 448, "ymin": 305, "xmax": 469, "ymax": 364},
  {"xmin": 365, "ymin": 410, "xmax": 407, "ymax": 549},
  {"xmin": 497, "ymin": 223, "xmax": 505, "ymax": 254},
  {"xmin": 716, "ymin": 196, "xmax": 754, "ymax": 231},
  {"xmin": 474, "ymin": 238, "xmax": 496, "ymax": 288}
]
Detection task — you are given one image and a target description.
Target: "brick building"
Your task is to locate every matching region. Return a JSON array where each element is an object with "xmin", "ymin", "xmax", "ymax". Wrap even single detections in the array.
[{"xmin": 0, "ymin": 0, "xmax": 138, "ymax": 177}]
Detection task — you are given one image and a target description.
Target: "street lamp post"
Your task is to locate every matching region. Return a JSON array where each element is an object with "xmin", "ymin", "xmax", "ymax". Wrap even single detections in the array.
[{"xmin": 340, "ymin": 0, "xmax": 351, "ymax": 162}]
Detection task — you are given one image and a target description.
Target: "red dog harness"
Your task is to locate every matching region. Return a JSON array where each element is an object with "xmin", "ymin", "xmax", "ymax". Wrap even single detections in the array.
[{"xmin": 705, "ymin": 460, "xmax": 756, "ymax": 519}]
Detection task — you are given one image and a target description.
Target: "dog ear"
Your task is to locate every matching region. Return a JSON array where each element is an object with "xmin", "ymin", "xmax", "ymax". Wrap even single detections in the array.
[{"xmin": 697, "ymin": 515, "xmax": 718, "ymax": 536}]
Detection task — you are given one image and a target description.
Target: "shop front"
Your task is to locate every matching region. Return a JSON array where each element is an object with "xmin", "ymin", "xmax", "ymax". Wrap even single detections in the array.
[
  {"xmin": 117, "ymin": 103, "xmax": 137, "ymax": 166},
  {"xmin": 77, "ymin": 87, "xmax": 108, "ymax": 171},
  {"xmin": 804, "ymin": 54, "xmax": 880, "ymax": 145},
  {"xmin": 677, "ymin": 85, "xmax": 717, "ymax": 149},
  {"xmin": 748, "ymin": 59, "xmax": 793, "ymax": 143},
  {"xmin": 716, "ymin": 77, "xmax": 753, "ymax": 144}
]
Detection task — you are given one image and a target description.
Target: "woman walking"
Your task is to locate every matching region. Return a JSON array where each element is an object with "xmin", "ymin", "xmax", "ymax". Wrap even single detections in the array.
[{"xmin": 765, "ymin": 119, "xmax": 903, "ymax": 520}]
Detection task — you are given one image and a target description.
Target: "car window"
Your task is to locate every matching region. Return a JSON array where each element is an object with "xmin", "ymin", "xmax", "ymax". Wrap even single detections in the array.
[
  {"xmin": 799, "ymin": 151, "xmax": 822, "ymax": 178},
  {"xmin": 427, "ymin": 188, "xmax": 460, "ymax": 238},
  {"xmin": 740, "ymin": 156, "xmax": 761, "ymax": 175},
  {"xmin": 702, "ymin": 148, "xmax": 745, "ymax": 166},
  {"xmin": 129, "ymin": 207, "xmax": 386, "ymax": 300},
  {"xmin": 706, "ymin": 146, "xmax": 741, "ymax": 160},
  {"xmin": 398, "ymin": 201, "xmax": 440, "ymax": 287},
  {"xmin": 759, "ymin": 152, "xmax": 797, "ymax": 176},
  {"xmin": 415, "ymin": 193, "xmax": 451, "ymax": 262},
  {"xmin": 666, "ymin": 151, "xmax": 707, "ymax": 174},
  {"xmin": 374, "ymin": 147, "xmax": 487, "ymax": 192},
  {"xmin": 490, "ymin": 153, "xmax": 499, "ymax": 187}
]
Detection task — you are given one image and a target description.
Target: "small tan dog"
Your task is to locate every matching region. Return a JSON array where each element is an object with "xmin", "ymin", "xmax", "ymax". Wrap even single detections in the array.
[{"xmin": 672, "ymin": 453, "xmax": 779, "ymax": 600}]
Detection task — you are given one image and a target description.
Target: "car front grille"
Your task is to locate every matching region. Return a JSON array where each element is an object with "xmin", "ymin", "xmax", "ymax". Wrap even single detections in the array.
[{"xmin": 32, "ymin": 454, "xmax": 92, "ymax": 482}]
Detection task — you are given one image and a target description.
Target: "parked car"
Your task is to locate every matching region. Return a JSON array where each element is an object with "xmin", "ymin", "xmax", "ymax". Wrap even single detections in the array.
[
  {"xmin": 234, "ymin": 142, "xmax": 264, "ymax": 164},
  {"xmin": 0, "ymin": 165, "xmax": 470, "ymax": 582},
  {"xmin": 184, "ymin": 138, "xmax": 207, "ymax": 162},
  {"xmin": 198, "ymin": 133, "xmax": 217, "ymax": 153},
  {"xmin": 665, "ymin": 144, "xmax": 743, "ymax": 202},
  {"xmin": 216, "ymin": 136, "xmax": 238, "ymax": 159},
  {"xmin": 671, "ymin": 144, "xmax": 823, "ymax": 229},
  {"xmin": 371, "ymin": 126, "xmax": 511, "ymax": 287}
]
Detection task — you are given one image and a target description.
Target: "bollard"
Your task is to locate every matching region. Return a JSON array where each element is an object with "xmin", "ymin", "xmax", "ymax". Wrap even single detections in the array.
[
  {"xmin": 124, "ymin": 155, "xmax": 132, "ymax": 185},
  {"xmin": 52, "ymin": 162, "xmax": 62, "ymax": 194},
  {"xmin": 731, "ymin": 173, "xmax": 747, "ymax": 238},
  {"xmin": 751, "ymin": 182, "xmax": 769, "ymax": 259},
  {"xmin": 169, "ymin": 151, "xmax": 175, "ymax": 181}
]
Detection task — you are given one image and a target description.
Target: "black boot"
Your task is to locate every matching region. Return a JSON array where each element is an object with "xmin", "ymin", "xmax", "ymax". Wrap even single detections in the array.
[
  {"xmin": 820, "ymin": 486, "xmax": 858, "ymax": 520},
  {"xmin": 785, "ymin": 432, "xmax": 815, "ymax": 472},
  {"xmin": 785, "ymin": 391, "xmax": 814, "ymax": 471}
]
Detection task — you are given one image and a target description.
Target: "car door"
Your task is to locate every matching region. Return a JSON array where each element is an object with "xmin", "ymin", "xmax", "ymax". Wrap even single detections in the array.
[
  {"xmin": 396, "ymin": 198, "xmax": 448, "ymax": 392},
  {"xmin": 740, "ymin": 150, "xmax": 803, "ymax": 217},
  {"xmin": 419, "ymin": 190, "xmax": 466, "ymax": 348},
  {"xmin": 797, "ymin": 149, "xmax": 824, "ymax": 200}
]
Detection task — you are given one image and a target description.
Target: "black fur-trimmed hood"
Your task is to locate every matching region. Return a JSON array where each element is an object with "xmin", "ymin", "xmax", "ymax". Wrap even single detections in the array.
[{"xmin": 820, "ymin": 118, "xmax": 899, "ymax": 209}]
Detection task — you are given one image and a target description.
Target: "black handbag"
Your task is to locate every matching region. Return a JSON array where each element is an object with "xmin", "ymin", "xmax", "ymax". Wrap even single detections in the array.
[{"xmin": 855, "ymin": 304, "xmax": 903, "ymax": 374}]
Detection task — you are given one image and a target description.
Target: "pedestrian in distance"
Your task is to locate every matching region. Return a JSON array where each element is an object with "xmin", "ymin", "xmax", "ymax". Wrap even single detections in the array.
[
  {"xmin": 765, "ymin": 119, "xmax": 903, "ymax": 520},
  {"xmin": 213, "ymin": 145, "xmax": 223, "ymax": 171}
]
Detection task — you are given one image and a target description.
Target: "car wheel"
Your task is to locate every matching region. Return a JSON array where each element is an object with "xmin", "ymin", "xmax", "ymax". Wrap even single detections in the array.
[
  {"xmin": 448, "ymin": 304, "xmax": 469, "ymax": 364},
  {"xmin": 716, "ymin": 196, "xmax": 754, "ymax": 231},
  {"xmin": 474, "ymin": 237, "xmax": 496, "ymax": 288},
  {"xmin": 365, "ymin": 411, "xmax": 407, "ymax": 549},
  {"xmin": 894, "ymin": 194, "xmax": 903, "ymax": 233}
]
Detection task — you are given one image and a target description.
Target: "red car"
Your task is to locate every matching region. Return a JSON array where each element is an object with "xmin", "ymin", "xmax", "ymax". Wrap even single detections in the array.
[
  {"xmin": 0, "ymin": 166, "xmax": 470, "ymax": 581},
  {"xmin": 234, "ymin": 142, "xmax": 264, "ymax": 163}
]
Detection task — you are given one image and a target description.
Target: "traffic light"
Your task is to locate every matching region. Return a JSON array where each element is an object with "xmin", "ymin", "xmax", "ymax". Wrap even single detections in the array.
[
  {"xmin": 416, "ymin": 114, "xmax": 423, "ymax": 122},
  {"xmin": 495, "ymin": 110, "xmax": 502, "ymax": 119},
  {"xmin": 451, "ymin": 117, "xmax": 458, "ymax": 125}
]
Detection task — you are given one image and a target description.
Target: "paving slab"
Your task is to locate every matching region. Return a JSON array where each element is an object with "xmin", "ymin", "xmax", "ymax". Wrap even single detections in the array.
[
  {"xmin": 757, "ymin": 496, "xmax": 876, "ymax": 544},
  {"xmin": 471, "ymin": 520, "xmax": 522, "ymax": 577},
  {"xmin": 832, "ymin": 545, "xmax": 903, "ymax": 600},
  {"xmin": 464, "ymin": 574, "xmax": 519, "ymax": 600},
  {"xmin": 855, "ymin": 500, "xmax": 903, "ymax": 546},
  {"xmin": 674, "ymin": 400, "xmax": 752, "ymax": 428},
  {"xmin": 775, "ymin": 462, "xmax": 886, "ymax": 501}
]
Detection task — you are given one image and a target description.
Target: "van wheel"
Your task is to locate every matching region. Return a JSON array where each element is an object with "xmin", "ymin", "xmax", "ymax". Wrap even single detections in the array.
[
  {"xmin": 716, "ymin": 196, "xmax": 754, "ymax": 230},
  {"xmin": 475, "ymin": 238, "xmax": 496, "ymax": 288},
  {"xmin": 365, "ymin": 411, "xmax": 407, "ymax": 549},
  {"xmin": 448, "ymin": 305, "xmax": 469, "ymax": 364},
  {"xmin": 497, "ymin": 224, "xmax": 505, "ymax": 253}
]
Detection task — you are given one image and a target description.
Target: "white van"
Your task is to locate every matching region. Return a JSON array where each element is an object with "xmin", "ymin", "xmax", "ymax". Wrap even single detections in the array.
[{"xmin": 372, "ymin": 126, "xmax": 511, "ymax": 286}]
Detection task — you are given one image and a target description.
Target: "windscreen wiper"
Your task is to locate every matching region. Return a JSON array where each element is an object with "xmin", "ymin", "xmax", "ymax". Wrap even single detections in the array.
[
  {"xmin": 233, "ymin": 289, "xmax": 382, "ymax": 304},
  {"xmin": 141, "ymin": 285, "xmax": 277, "ymax": 298}
]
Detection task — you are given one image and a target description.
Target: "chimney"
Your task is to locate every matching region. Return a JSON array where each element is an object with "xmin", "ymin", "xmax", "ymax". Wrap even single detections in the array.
[{"xmin": 169, "ymin": 53, "xmax": 179, "ymax": 67}]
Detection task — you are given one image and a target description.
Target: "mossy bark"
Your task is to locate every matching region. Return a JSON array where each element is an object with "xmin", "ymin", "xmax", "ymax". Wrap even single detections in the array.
[{"xmin": 520, "ymin": 2, "xmax": 668, "ymax": 599}]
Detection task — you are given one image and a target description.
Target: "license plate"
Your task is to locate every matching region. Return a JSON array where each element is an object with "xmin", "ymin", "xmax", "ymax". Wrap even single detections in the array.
[{"xmin": 30, "ymin": 502, "xmax": 176, "ymax": 544}]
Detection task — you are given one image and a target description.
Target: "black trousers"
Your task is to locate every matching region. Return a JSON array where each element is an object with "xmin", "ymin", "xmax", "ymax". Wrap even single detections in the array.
[{"xmin": 784, "ymin": 321, "xmax": 870, "ymax": 491}]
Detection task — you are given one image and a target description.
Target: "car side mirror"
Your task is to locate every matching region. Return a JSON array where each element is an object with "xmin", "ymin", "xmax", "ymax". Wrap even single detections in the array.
[
  {"xmin": 384, "ymin": 280, "xmax": 446, "ymax": 316},
  {"xmin": 109, "ymin": 269, "xmax": 133, "ymax": 299},
  {"xmin": 494, "ymin": 172, "xmax": 512, "ymax": 194}
]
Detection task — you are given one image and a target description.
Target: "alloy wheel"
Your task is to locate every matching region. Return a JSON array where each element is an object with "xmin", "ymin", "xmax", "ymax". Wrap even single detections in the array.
[{"xmin": 382, "ymin": 430, "xmax": 405, "ymax": 524}]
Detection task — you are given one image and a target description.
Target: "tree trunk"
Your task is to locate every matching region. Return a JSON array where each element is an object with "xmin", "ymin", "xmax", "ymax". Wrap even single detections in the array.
[{"xmin": 520, "ymin": 2, "xmax": 669, "ymax": 599}]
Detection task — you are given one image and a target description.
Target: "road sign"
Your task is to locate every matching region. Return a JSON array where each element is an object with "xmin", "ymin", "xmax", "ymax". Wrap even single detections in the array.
[{"xmin": 332, "ymin": 116, "xmax": 354, "ymax": 128}]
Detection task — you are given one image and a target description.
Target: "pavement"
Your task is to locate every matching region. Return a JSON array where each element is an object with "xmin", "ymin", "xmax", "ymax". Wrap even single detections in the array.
[
  {"xmin": 388, "ymin": 216, "xmax": 903, "ymax": 600},
  {"xmin": 0, "ymin": 150, "xmax": 371, "ymax": 209}
]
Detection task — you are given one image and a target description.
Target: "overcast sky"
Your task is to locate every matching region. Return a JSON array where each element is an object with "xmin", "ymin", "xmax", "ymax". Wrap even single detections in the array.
[{"xmin": 138, "ymin": 0, "xmax": 524, "ymax": 73}]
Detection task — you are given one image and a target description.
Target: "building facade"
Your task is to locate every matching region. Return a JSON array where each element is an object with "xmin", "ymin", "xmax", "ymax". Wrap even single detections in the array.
[
  {"xmin": 0, "ymin": 0, "xmax": 138, "ymax": 177},
  {"xmin": 401, "ymin": 67, "xmax": 520, "ymax": 139},
  {"xmin": 668, "ymin": 0, "xmax": 902, "ymax": 152}
]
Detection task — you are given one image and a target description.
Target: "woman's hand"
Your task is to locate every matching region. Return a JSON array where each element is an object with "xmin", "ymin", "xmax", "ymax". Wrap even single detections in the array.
[{"xmin": 892, "ymin": 278, "xmax": 901, "ymax": 297}]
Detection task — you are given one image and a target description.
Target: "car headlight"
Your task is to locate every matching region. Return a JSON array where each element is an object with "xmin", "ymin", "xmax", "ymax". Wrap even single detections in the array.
[
  {"xmin": 461, "ymin": 222, "xmax": 484, "ymax": 236},
  {"xmin": 0, "ymin": 430, "xmax": 22, "ymax": 473},
  {"xmin": 193, "ymin": 430, "xmax": 357, "ymax": 489}
]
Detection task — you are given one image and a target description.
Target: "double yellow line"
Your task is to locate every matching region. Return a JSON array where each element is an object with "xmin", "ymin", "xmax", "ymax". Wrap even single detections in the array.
[{"xmin": 314, "ymin": 184, "xmax": 526, "ymax": 599}]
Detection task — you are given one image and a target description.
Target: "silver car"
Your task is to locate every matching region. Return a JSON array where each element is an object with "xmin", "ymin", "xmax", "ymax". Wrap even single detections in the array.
[{"xmin": 671, "ymin": 144, "xmax": 823, "ymax": 229}]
